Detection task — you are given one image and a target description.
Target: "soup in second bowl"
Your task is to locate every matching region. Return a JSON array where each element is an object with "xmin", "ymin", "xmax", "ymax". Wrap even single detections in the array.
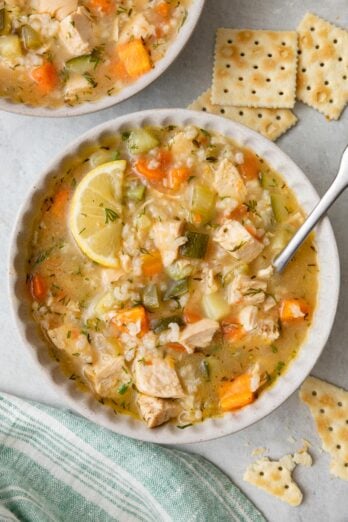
[
  {"xmin": 27, "ymin": 124, "xmax": 318, "ymax": 428},
  {"xmin": 0, "ymin": 0, "xmax": 191, "ymax": 107}
]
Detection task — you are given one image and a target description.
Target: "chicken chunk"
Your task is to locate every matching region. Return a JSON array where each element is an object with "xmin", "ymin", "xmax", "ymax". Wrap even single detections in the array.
[
  {"xmin": 227, "ymin": 274, "xmax": 267, "ymax": 305},
  {"xmin": 84, "ymin": 355, "xmax": 129, "ymax": 397},
  {"xmin": 239, "ymin": 306, "xmax": 258, "ymax": 332},
  {"xmin": 59, "ymin": 7, "xmax": 93, "ymax": 57},
  {"xmin": 180, "ymin": 319, "xmax": 219, "ymax": 353},
  {"xmin": 134, "ymin": 357, "xmax": 184, "ymax": 398},
  {"xmin": 213, "ymin": 159, "xmax": 247, "ymax": 202},
  {"xmin": 31, "ymin": 0, "xmax": 77, "ymax": 20},
  {"xmin": 213, "ymin": 220, "xmax": 264, "ymax": 263},
  {"xmin": 256, "ymin": 319, "xmax": 280, "ymax": 343},
  {"xmin": 151, "ymin": 220, "xmax": 186, "ymax": 267},
  {"xmin": 118, "ymin": 13, "xmax": 155, "ymax": 44},
  {"xmin": 137, "ymin": 393, "xmax": 178, "ymax": 428},
  {"xmin": 64, "ymin": 73, "xmax": 92, "ymax": 102}
]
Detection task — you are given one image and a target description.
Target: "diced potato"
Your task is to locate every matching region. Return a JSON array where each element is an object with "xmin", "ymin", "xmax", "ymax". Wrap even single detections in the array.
[
  {"xmin": 203, "ymin": 291, "xmax": 230, "ymax": 321},
  {"xmin": 0, "ymin": 35, "xmax": 22, "ymax": 59}
]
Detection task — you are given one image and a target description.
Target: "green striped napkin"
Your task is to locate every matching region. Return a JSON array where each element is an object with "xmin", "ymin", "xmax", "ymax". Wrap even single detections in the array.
[{"xmin": 0, "ymin": 392, "xmax": 265, "ymax": 522}]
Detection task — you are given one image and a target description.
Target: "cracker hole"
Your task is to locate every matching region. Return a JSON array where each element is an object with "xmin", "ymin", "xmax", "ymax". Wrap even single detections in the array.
[
  {"xmin": 343, "ymin": 76, "xmax": 347, "ymax": 80},
  {"xmin": 224, "ymin": 89, "xmax": 229, "ymax": 93},
  {"xmin": 284, "ymin": 485, "xmax": 289, "ymax": 489},
  {"xmin": 345, "ymin": 463, "xmax": 348, "ymax": 467},
  {"xmin": 202, "ymin": 107, "xmax": 207, "ymax": 112},
  {"xmin": 328, "ymin": 426, "xmax": 333, "ymax": 431},
  {"xmin": 302, "ymin": 68, "xmax": 306, "ymax": 72},
  {"xmin": 267, "ymin": 53, "xmax": 273, "ymax": 58},
  {"xmin": 240, "ymin": 52, "xmax": 245, "ymax": 57},
  {"xmin": 310, "ymin": 27, "xmax": 315, "ymax": 31},
  {"xmin": 266, "ymin": 78, "xmax": 271, "ymax": 82},
  {"xmin": 239, "ymin": 111, "xmax": 244, "ymax": 116},
  {"xmin": 226, "ymin": 64, "xmax": 231, "ymax": 68},
  {"xmin": 276, "ymin": 116, "xmax": 281, "ymax": 120},
  {"xmin": 253, "ymin": 65, "xmax": 258, "ymax": 69},
  {"xmin": 315, "ymin": 45, "xmax": 320, "ymax": 49},
  {"xmin": 329, "ymin": 99, "xmax": 333, "ymax": 103},
  {"xmin": 278, "ymin": 466, "xmax": 283, "ymax": 471},
  {"xmin": 338, "ymin": 57, "xmax": 343, "ymax": 61},
  {"xmin": 281, "ymin": 42, "xmax": 286, "ymax": 46},
  {"xmin": 280, "ymin": 66, "xmax": 285, "ymax": 70},
  {"xmin": 312, "ymin": 390, "xmax": 317, "ymax": 395},
  {"xmin": 259, "ymin": 471, "xmax": 264, "ymax": 476},
  {"xmin": 254, "ymin": 41, "xmax": 259, "ymax": 45},
  {"xmin": 279, "ymin": 91, "xmax": 284, "ymax": 96},
  {"xmin": 333, "ymin": 39, "xmax": 338, "ymax": 44},
  {"xmin": 238, "ymin": 77, "xmax": 244, "ymax": 81},
  {"xmin": 251, "ymin": 90, "xmax": 256, "ymax": 94},
  {"xmin": 298, "ymin": 49, "xmax": 302, "ymax": 55},
  {"xmin": 324, "ymin": 81, "xmax": 329, "ymax": 85},
  {"xmin": 320, "ymin": 63, "xmax": 325, "ymax": 67},
  {"xmin": 307, "ymin": 86, "xmax": 311, "ymax": 91},
  {"xmin": 227, "ymin": 39, "xmax": 233, "ymax": 44},
  {"xmin": 320, "ymin": 408, "xmax": 325, "ymax": 413},
  {"xmin": 220, "ymin": 109, "xmax": 225, "ymax": 114},
  {"xmin": 257, "ymin": 113, "xmax": 262, "ymax": 119},
  {"xmin": 336, "ymin": 445, "xmax": 341, "ymax": 450},
  {"xmin": 338, "ymin": 401, "xmax": 343, "ymax": 407}
]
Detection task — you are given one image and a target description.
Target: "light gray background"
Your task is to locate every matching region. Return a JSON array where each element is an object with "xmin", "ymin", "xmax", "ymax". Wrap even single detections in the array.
[{"xmin": 1, "ymin": 1, "xmax": 347, "ymax": 520}]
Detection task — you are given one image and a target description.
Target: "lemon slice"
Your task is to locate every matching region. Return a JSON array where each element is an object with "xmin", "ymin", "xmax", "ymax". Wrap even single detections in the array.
[{"xmin": 69, "ymin": 160, "xmax": 126, "ymax": 267}]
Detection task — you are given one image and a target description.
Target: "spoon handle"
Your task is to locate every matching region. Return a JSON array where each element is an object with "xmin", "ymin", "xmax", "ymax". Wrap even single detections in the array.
[{"xmin": 273, "ymin": 145, "xmax": 348, "ymax": 273}]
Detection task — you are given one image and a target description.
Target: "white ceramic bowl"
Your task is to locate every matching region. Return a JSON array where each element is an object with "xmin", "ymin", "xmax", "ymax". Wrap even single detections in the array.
[
  {"xmin": 0, "ymin": 1, "xmax": 205, "ymax": 117},
  {"xmin": 9, "ymin": 109, "xmax": 340, "ymax": 444}
]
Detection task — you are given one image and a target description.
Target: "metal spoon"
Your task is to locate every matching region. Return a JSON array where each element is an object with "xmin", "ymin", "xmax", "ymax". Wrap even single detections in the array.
[{"xmin": 273, "ymin": 145, "xmax": 348, "ymax": 273}]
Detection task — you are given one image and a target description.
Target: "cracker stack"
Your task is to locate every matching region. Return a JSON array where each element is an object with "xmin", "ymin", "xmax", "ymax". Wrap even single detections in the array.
[{"xmin": 189, "ymin": 13, "xmax": 348, "ymax": 140}]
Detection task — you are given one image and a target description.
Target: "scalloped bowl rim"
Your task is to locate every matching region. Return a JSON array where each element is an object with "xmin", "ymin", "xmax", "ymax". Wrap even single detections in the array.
[
  {"xmin": 0, "ymin": 0, "xmax": 205, "ymax": 118},
  {"xmin": 8, "ymin": 109, "xmax": 340, "ymax": 443}
]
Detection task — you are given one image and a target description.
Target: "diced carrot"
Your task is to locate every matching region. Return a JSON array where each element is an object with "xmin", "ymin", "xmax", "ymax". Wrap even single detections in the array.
[
  {"xmin": 89, "ymin": 0, "xmax": 115, "ymax": 14},
  {"xmin": 141, "ymin": 250, "xmax": 163, "ymax": 277},
  {"xmin": 31, "ymin": 62, "xmax": 58, "ymax": 94},
  {"xmin": 245, "ymin": 224, "xmax": 258, "ymax": 238},
  {"xmin": 135, "ymin": 149, "xmax": 172, "ymax": 182},
  {"xmin": 221, "ymin": 317, "xmax": 245, "ymax": 342},
  {"xmin": 51, "ymin": 189, "xmax": 70, "ymax": 217},
  {"xmin": 112, "ymin": 306, "xmax": 149, "ymax": 336},
  {"xmin": 30, "ymin": 274, "xmax": 46, "ymax": 302},
  {"xmin": 279, "ymin": 298, "xmax": 310, "ymax": 323},
  {"xmin": 135, "ymin": 157, "xmax": 165, "ymax": 181},
  {"xmin": 237, "ymin": 150, "xmax": 261, "ymax": 180},
  {"xmin": 183, "ymin": 308, "xmax": 202, "ymax": 324},
  {"xmin": 154, "ymin": 2, "xmax": 171, "ymax": 18},
  {"xmin": 228, "ymin": 204, "xmax": 248, "ymax": 221},
  {"xmin": 219, "ymin": 373, "xmax": 254, "ymax": 411},
  {"xmin": 117, "ymin": 39, "xmax": 152, "ymax": 78},
  {"xmin": 168, "ymin": 167, "xmax": 191, "ymax": 191},
  {"xmin": 166, "ymin": 342, "xmax": 186, "ymax": 353}
]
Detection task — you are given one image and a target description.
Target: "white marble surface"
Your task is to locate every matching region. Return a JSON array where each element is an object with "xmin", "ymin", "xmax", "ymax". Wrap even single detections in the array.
[{"xmin": 1, "ymin": 1, "xmax": 348, "ymax": 521}]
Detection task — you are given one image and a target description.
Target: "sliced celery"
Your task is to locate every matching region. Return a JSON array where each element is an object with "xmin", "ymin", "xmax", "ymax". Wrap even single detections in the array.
[
  {"xmin": 190, "ymin": 181, "xmax": 216, "ymax": 224},
  {"xmin": 66, "ymin": 54, "xmax": 97, "ymax": 74},
  {"xmin": 126, "ymin": 180, "xmax": 146, "ymax": 201},
  {"xmin": 260, "ymin": 171, "xmax": 278, "ymax": 189},
  {"xmin": 21, "ymin": 25, "xmax": 42, "ymax": 50},
  {"xmin": 179, "ymin": 230, "xmax": 209, "ymax": 259},
  {"xmin": 271, "ymin": 194, "xmax": 289, "ymax": 223},
  {"xmin": 142, "ymin": 284, "xmax": 160, "ymax": 311},
  {"xmin": 0, "ymin": 9, "xmax": 11, "ymax": 36},
  {"xmin": 151, "ymin": 315, "xmax": 184, "ymax": 334},
  {"xmin": 89, "ymin": 149, "xmax": 120, "ymax": 168},
  {"xmin": 127, "ymin": 129, "xmax": 159, "ymax": 154},
  {"xmin": 202, "ymin": 291, "xmax": 230, "ymax": 321},
  {"xmin": 163, "ymin": 278, "xmax": 189, "ymax": 301}
]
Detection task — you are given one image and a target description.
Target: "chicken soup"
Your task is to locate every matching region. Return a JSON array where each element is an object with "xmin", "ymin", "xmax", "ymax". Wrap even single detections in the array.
[
  {"xmin": 0, "ymin": 0, "xmax": 190, "ymax": 107},
  {"xmin": 27, "ymin": 125, "xmax": 318, "ymax": 428}
]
